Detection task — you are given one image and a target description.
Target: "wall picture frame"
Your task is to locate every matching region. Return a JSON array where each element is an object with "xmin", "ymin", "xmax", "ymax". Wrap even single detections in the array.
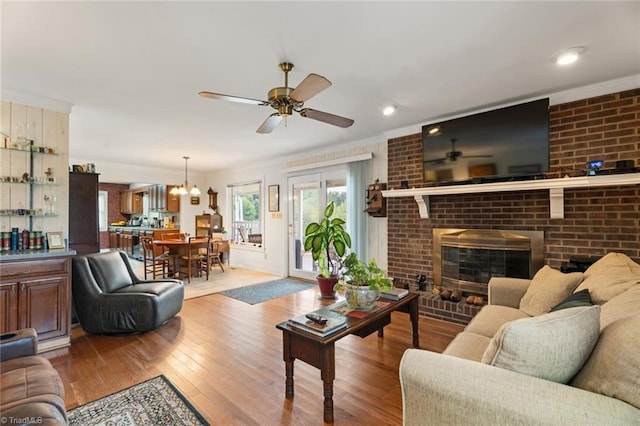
[
  {"xmin": 190, "ymin": 196, "xmax": 200, "ymax": 205},
  {"xmin": 46, "ymin": 231, "xmax": 65, "ymax": 249},
  {"xmin": 268, "ymin": 184, "xmax": 279, "ymax": 212}
]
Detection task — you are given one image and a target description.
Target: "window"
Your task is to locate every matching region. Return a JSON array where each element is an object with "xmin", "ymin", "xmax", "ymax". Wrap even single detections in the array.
[
  {"xmin": 229, "ymin": 181, "xmax": 262, "ymax": 245},
  {"xmin": 98, "ymin": 191, "xmax": 108, "ymax": 232}
]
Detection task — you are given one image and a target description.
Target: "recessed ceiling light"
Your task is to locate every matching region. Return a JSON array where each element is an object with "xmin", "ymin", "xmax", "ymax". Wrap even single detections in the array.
[
  {"xmin": 553, "ymin": 46, "xmax": 586, "ymax": 66},
  {"xmin": 428, "ymin": 127, "xmax": 440, "ymax": 135},
  {"xmin": 382, "ymin": 105, "xmax": 396, "ymax": 116}
]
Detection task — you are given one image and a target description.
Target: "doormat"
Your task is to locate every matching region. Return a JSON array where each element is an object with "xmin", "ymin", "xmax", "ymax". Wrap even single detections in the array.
[
  {"xmin": 68, "ymin": 375, "xmax": 209, "ymax": 425},
  {"xmin": 219, "ymin": 278, "xmax": 316, "ymax": 304}
]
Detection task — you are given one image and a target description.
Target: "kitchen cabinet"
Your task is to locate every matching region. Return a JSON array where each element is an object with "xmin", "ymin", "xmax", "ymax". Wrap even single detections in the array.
[
  {"xmin": 120, "ymin": 229, "xmax": 133, "ymax": 256},
  {"xmin": 120, "ymin": 189, "xmax": 142, "ymax": 214},
  {"xmin": 69, "ymin": 172, "xmax": 100, "ymax": 255},
  {"xmin": 167, "ymin": 185, "xmax": 180, "ymax": 212},
  {"xmin": 120, "ymin": 190, "xmax": 133, "ymax": 214},
  {"xmin": 109, "ymin": 230, "xmax": 119, "ymax": 249},
  {"xmin": 0, "ymin": 255, "xmax": 72, "ymax": 351},
  {"xmin": 132, "ymin": 191, "xmax": 144, "ymax": 214}
]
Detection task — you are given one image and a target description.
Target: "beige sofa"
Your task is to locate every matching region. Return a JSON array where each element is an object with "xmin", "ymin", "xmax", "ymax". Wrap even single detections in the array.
[{"xmin": 400, "ymin": 252, "xmax": 640, "ymax": 425}]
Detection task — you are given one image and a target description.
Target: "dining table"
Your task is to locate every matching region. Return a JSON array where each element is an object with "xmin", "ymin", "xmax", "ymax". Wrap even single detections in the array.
[
  {"xmin": 152, "ymin": 237, "xmax": 231, "ymax": 276},
  {"xmin": 152, "ymin": 237, "xmax": 209, "ymax": 279}
]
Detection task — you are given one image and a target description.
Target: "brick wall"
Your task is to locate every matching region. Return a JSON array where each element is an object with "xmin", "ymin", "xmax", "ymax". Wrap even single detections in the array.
[
  {"xmin": 387, "ymin": 89, "xmax": 640, "ymax": 324},
  {"xmin": 98, "ymin": 183, "xmax": 129, "ymax": 249}
]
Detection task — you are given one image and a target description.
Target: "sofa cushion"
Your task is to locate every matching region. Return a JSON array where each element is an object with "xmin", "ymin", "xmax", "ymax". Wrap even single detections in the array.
[
  {"xmin": 442, "ymin": 332, "xmax": 492, "ymax": 362},
  {"xmin": 481, "ymin": 305, "xmax": 600, "ymax": 384},
  {"xmin": 600, "ymin": 284, "xmax": 640, "ymax": 329},
  {"xmin": 570, "ymin": 314, "xmax": 640, "ymax": 409},
  {"xmin": 464, "ymin": 305, "xmax": 530, "ymax": 338},
  {"xmin": 574, "ymin": 252, "xmax": 640, "ymax": 304},
  {"xmin": 518, "ymin": 265, "xmax": 584, "ymax": 316},
  {"xmin": 550, "ymin": 288, "xmax": 593, "ymax": 312}
]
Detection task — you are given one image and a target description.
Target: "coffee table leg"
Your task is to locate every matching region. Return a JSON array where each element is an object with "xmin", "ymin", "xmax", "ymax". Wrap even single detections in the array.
[
  {"xmin": 282, "ymin": 331, "xmax": 295, "ymax": 398},
  {"xmin": 321, "ymin": 343, "xmax": 335, "ymax": 423},
  {"xmin": 285, "ymin": 358, "xmax": 295, "ymax": 398},
  {"xmin": 323, "ymin": 379, "xmax": 334, "ymax": 423}
]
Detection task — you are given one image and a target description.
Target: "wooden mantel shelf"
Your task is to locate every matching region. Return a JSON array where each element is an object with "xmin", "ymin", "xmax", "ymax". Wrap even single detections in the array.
[{"xmin": 381, "ymin": 172, "xmax": 640, "ymax": 219}]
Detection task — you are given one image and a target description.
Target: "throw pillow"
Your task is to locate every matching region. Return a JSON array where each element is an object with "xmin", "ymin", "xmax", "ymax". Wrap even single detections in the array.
[
  {"xmin": 574, "ymin": 252, "xmax": 640, "ymax": 304},
  {"xmin": 571, "ymin": 314, "xmax": 640, "ymax": 409},
  {"xmin": 519, "ymin": 265, "xmax": 584, "ymax": 316},
  {"xmin": 550, "ymin": 288, "xmax": 593, "ymax": 312},
  {"xmin": 481, "ymin": 305, "xmax": 601, "ymax": 384}
]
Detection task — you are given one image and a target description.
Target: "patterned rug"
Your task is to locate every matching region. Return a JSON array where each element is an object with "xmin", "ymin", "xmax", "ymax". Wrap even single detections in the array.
[
  {"xmin": 219, "ymin": 278, "xmax": 316, "ymax": 304},
  {"xmin": 68, "ymin": 375, "xmax": 209, "ymax": 425}
]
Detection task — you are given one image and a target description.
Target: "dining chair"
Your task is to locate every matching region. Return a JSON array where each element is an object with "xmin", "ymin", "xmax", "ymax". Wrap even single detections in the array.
[
  {"xmin": 208, "ymin": 239, "xmax": 225, "ymax": 272},
  {"xmin": 159, "ymin": 231, "xmax": 181, "ymax": 240},
  {"xmin": 141, "ymin": 236, "xmax": 174, "ymax": 279},
  {"xmin": 179, "ymin": 237, "xmax": 210, "ymax": 283}
]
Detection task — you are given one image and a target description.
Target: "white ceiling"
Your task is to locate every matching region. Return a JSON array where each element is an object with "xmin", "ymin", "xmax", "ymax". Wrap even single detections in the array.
[{"xmin": 2, "ymin": 1, "xmax": 639, "ymax": 173}]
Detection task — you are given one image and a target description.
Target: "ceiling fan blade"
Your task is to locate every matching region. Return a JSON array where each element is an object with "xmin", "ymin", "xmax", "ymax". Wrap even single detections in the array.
[
  {"xmin": 424, "ymin": 158, "xmax": 447, "ymax": 165},
  {"xmin": 299, "ymin": 108, "xmax": 354, "ymax": 128},
  {"xmin": 463, "ymin": 155, "xmax": 494, "ymax": 159},
  {"xmin": 199, "ymin": 91, "xmax": 268, "ymax": 106},
  {"xmin": 290, "ymin": 74, "xmax": 332, "ymax": 103},
  {"xmin": 256, "ymin": 113, "xmax": 283, "ymax": 134}
]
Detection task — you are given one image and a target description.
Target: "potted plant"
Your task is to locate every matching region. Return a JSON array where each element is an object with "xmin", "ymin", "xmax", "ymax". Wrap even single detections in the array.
[
  {"xmin": 335, "ymin": 253, "xmax": 393, "ymax": 310},
  {"xmin": 304, "ymin": 202, "xmax": 352, "ymax": 298}
]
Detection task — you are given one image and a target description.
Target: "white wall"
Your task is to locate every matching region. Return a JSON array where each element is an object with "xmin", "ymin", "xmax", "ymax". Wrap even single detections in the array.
[{"xmin": 207, "ymin": 136, "xmax": 388, "ymax": 277}]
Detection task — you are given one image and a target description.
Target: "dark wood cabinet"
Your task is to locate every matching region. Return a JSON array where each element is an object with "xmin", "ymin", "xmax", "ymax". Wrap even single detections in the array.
[
  {"xmin": 69, "ymin": 172, "xmax": 100, "ymax": 255},
  {"xmin": 0, "ymin": 256, "xmax": 72, "ymax": 352}
]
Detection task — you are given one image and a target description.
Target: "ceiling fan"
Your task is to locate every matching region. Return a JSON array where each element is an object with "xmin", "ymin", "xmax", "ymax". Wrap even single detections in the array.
[
  {"xmin": 425, "ymin": 138, "xmax": 493, "ymax": 164},
  {"xmin": 199, "ymin": 62, "xmax": 354, "ymax": 134}
]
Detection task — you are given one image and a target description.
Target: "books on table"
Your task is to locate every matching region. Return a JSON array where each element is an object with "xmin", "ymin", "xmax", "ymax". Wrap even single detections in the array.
[
  {"xmin": 288, "ymin": 305, "xmax": 348, "ymax": 337},
  {"xmin": 379, "ymin": 287, "xmax": 409, "ymax": 300}
]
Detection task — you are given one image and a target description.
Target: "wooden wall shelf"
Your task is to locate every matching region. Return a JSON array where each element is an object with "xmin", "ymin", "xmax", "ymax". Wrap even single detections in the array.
[{"xmin": 381, "ymin": 172, "xmax": 640, "ymax": 219}]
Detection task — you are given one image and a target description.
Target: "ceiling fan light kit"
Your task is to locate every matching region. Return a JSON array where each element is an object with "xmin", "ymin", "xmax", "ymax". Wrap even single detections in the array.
[{"xmin": 199, "ymin": 62, "xmax": 354, "ymax": 133}]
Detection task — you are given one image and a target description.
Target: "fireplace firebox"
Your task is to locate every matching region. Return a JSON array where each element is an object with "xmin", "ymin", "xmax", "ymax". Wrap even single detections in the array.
[{"xmin": 433, "ymin": 229, "xmax": 544, "ymax": 296}]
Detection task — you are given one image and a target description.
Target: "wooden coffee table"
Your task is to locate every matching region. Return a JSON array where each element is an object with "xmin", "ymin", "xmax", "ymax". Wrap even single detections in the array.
[{"xmin": 276, "ymin": 292, "xmax": 419, "ymax": 423}]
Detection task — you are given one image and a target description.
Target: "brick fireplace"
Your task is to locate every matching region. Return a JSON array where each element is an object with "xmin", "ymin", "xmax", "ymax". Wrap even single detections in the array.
[{"xmin": 387, "ymin": 88, "xmax": 640, "ymax": 324}]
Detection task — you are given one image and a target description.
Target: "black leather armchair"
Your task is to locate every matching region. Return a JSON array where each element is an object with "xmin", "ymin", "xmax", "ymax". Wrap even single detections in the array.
[{"xmin": 72, "ymin": 251, "xmax": 184, "ymax": 334}]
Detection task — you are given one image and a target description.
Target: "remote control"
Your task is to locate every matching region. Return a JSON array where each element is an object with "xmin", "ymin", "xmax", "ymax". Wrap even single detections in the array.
[{"xmin": 305, "ymin": 313, "xmax": 328, "ymax": 326}]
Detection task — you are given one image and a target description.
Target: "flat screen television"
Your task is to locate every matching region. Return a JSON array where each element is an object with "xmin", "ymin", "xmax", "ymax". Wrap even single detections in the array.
[{"xmin": 422, "ymin": 98, "xmax": 549, "ymax": 184}]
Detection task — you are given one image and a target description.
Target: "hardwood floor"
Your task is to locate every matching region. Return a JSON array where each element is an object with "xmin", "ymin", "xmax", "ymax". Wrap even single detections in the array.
[{"xmin": 44, "ymin": 287, "xmax": 463, "ymax": 425}]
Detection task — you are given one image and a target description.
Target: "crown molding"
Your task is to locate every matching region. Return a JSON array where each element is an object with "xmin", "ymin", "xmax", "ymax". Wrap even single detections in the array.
[
  {"xmin": 383, "ymin": 74, "xmax": 640, "ymax": 140},
  {"xmin": 1, "ymin": 89, "xmax": 74, "ymax": 113}
]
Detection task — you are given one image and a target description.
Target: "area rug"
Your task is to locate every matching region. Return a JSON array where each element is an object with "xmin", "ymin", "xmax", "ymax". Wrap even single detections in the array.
[
  {"xmin": 67, "ymin": 375, "xmax": 209, "ymax": 426},
  {"xmin": 219, "ymin": 278, "xmax": 316, "ymax": 304}
]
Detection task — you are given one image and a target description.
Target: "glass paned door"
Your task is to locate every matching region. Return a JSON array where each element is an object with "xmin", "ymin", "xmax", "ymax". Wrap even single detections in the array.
[{"xmin": 288, "ymin": 170, "xmax": 347, "ymax": 280}]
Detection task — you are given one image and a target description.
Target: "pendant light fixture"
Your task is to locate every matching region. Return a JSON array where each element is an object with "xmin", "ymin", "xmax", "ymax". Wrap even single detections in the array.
[{"xmin": 170, "ymin": 156, "xmax": 200, "ymax": 196}]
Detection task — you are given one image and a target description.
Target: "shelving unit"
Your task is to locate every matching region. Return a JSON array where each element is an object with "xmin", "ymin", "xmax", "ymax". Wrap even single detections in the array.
[{"xmin": 0, "ymin": 146, "xmax": 60, "ymax": 232}]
